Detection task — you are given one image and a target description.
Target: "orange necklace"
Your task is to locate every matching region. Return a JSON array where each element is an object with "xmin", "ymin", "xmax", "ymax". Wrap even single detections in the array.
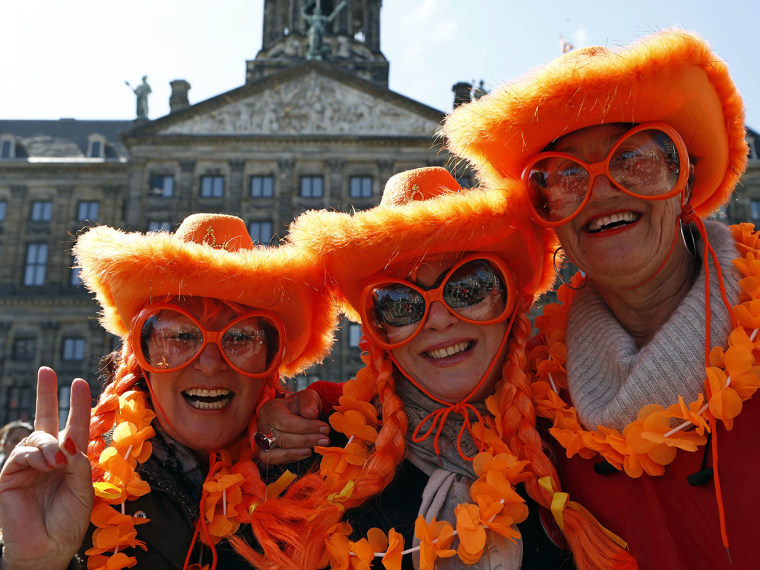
[
  {"xmin": 315, "ymin": 348, "xmax": 531, "ymax": 569},
  {"xmin": 86, "ymin": 389, "xmax": 293, "ymax": 570},
  {"xmin": 530, "ymin": 223, "xmax": 760, "ymax": 478}
]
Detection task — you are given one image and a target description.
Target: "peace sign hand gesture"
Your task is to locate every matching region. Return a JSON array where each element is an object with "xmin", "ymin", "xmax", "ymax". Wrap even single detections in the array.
[{"xmin": 0, "ymin": 367, "xmax": 94, "ymax": 570}]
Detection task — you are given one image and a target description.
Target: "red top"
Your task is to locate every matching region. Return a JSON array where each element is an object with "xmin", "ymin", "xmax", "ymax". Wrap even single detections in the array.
[{"xmin": 555, "ymin": 394, "xmax": 760, "ymax": 570}]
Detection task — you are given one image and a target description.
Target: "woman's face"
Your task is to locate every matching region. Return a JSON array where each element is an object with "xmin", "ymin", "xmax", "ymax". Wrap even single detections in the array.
[
  {"xmin": 3, "ymin": 426, "xmax": 31, "ymax": 457},
  {"xmin": 144, "ymin": 299, "xmax": 268, "ymax": 456},
  {"xmin": 551, "ymin": 124, "xmax": 687, "ymax": 289},
  {"xmin": 389, "ymin": 255, "xmax": 509, "ymax": 403}
]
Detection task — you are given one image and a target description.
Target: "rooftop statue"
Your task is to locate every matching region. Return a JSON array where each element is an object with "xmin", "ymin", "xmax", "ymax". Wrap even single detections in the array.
[
  {"xmin": 125, "ymin": 75, "xmax": 151, "ymax": 120},
  {"xmin": 302, "ymin": 0, "xmax": 346, "ymax": 60}
]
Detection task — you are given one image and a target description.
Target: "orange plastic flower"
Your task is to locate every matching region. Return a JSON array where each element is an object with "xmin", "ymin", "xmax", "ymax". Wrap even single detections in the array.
[
  {"xmin": 330, "ymin": 409, "xmax": 378, "ymax": 443},
  {"xmin": 321, "ymin": 522, "xmax": 353, "ymax": 570},
  {"xmin": 86, "ymin": 552, "xmax": 137, "ymax": 570},
  {"xmin": 415, "ymin": 517, "xmax": 455, "ymax": 570},
  {"xmin": 454, "ymin": 503, "xmax": 487, "ymax": 564}
]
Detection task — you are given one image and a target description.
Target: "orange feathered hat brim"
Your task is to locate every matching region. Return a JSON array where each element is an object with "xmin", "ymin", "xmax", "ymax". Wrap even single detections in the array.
[
  {"xmin": 444, "ymin": 29, "xmax": 747, "ymax": 217},
  {"xmin": 73, "ymin": 226, "xmax": 337, "ymax": 378},
  {"xmin": 288, "ymin": 186, "xmax": 557, "ymax": 321}
]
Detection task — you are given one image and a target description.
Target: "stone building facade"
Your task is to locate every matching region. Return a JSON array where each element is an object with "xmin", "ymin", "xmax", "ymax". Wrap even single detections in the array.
[
  {"xmin": 0, "ymin": 0, "xmax": 462, "ymax": 422},
  {"xmin": 0, "ymin": 1, "xmax": 756, "ymax": 423}
]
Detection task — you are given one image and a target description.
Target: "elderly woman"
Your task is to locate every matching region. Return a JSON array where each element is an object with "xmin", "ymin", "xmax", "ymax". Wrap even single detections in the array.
[
  {"xmin": 443, "ymin": 30, "xmax": 754, "ymax": 569},
  {"xmin": 0, "ymin": 214, "xmax": 337, "ymax": 570},
  {"xmin": 244, "ymin": 167, "xmax": 635, "ymax": 569}
]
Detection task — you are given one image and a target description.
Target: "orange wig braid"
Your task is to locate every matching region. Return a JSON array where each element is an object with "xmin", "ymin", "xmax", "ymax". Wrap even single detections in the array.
[
  {"xmin": 498, "ymin": 301, "xmax": 636, "ymax": 570},
  {"xmin": 238, "ymin": 300, "xmax": 636, "ymax": 569},
  {"xmin": 236, "ymin": 342, "xmax": 408, "ymax": 569}
]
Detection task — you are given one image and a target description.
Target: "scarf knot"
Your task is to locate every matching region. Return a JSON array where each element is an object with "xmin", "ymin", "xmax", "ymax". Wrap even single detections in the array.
[{"xmin": 411, "ymin": 401, "xmax": 486, "ymax": 462}]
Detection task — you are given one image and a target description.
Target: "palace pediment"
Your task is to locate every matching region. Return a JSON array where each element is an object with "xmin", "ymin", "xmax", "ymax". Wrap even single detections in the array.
[{"xmin": 131, "ymin": 62, "xmax": 444, "ymax": 139}]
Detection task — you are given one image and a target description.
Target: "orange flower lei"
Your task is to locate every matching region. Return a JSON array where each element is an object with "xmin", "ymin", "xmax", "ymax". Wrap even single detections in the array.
[
  {"xmin": 315, "ymin": 347, "xmax": 531, "ymax": 569},
  {"xmin": 530, "ymin": 223, "xmax": 760, "ymax": 478},
  {"xmin": 86, "ymin": 390, "xmax": 291, "ymax": 570}
]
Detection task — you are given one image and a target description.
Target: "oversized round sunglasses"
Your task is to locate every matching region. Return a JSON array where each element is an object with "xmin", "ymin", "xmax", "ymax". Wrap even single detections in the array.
[
  {"xmin": 131, "ymin": 303, "xmax": 285, "ymax": 378},
  {"xmin": 359, "ymin": 254, "xmax": 517, "ymax": 350},
  {"xmin": 521, "ymin": 122, "xmax": 690, "ymax": 227}
]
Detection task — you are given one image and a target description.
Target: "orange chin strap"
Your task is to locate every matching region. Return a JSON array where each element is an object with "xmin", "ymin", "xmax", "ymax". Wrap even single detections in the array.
[{"xmin": 386, "ymin": 307, "xmax": 518, "ymax": 462}]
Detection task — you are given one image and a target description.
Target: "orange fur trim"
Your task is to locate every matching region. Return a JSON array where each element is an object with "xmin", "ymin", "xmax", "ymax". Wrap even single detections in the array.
[
  {"xmin": 287, "ymin": 169, "xmax": 557, "ymax": 320},
  {"xmin": 444, "ymin": 29, "xmax": 747, "ymax": 218},
  {"xmin": 74, "ymin": 215, "xmax": 338, "ymax": 377}
]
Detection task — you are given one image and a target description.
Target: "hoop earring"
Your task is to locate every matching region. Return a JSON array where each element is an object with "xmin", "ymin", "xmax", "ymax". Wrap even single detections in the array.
[
  {"xmin": 680, "ymin": 221, "xmax": 697, "ymax": 259},
  {"xmin": 553, "ymin": 246, "xmax": 587, "ymax": 290}
]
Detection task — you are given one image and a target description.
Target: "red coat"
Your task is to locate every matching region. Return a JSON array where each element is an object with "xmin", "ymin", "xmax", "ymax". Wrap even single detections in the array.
[{"xmin": 555, "ymin": 394, "xmax": 760, "ymax": 569}]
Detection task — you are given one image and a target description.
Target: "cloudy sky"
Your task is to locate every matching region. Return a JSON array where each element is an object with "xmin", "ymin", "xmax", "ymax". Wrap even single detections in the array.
[{"xmin": 1, "ymin": 0, "xmax": 758, "ymax": 129}]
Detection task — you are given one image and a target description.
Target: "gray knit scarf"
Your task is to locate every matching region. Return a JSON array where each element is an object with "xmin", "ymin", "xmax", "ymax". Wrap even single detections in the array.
[
  {"xmin": 565, "ymin": 221, "xmax": 741, "ymax": 431},
  {"xmin": 396, "ymin": 379, "xmax": 523, "ymax": 570}
]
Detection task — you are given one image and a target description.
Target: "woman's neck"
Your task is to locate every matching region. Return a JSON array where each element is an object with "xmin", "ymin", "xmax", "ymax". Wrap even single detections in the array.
[{"xmin": 593, "ymin": 244, "xmax": 699, "ymax": 348}]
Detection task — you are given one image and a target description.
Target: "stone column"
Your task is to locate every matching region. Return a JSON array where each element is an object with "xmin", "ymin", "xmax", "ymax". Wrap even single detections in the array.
[{"xmin": 227, "ymin": 159, "xmax": 246, "ymax": 212}]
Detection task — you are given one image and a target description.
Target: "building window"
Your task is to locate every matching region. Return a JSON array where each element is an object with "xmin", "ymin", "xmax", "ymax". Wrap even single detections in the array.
[
  {"xmin": 0, "ymin": 201, "xmax": 6, "ymax": 221},
  {"xmin": 200, "ymin": 175, "xmax": 225, "ymax": 198},
  {"xmin": 31, "ymin": 201, "xmax": 52, "ymax": 222},
  {"xmin": 148, "ymin": 220, "xmax": 171, "ymax": 233},
  {"xmin": 349, "ymin": 176, "xmax": 373, "ymax": 198},
  {"xmin": 13, "ymin": 337, "xmax": 37, "ymax": 361},
  {"xmin": 77, "ymin": 201, "xmax": 99, "ymax": 222},
  {"xmin": 0, "ymin": 139, "xmax": 13, "ymax": 159},
  {"xmin": 250, "ymin": 175, "xmax": 274, "ymax": 198},
  {"xmin": 300, "ymin": 176, "xmax": 323, "ymax": 198},
  {"xmin": 70, "ymin": 266, "xmax": 82, "ymax": 286},
  {"xmin": 249, "ymin": 221, "xmax": 273, "ymax": 245},
  {"xmin": 7, "ymin": 385, "xmax": 33, "ymax": 419},
  {"xmin": 58, "ymin": 384, "xmax": 71, "ymax": 427},
  {"xmin": 150, "ymin": 175, "xmax": 174, "ymax": 197},
  {"xmin": 348, "ymin": 323, "xmax": 363, "ymax": 347},
  {"xmin": 751, "ymin": 200, "xmax": 760, "ymax": 220},
  {"xmin": 87, "ymin": 134, "xmax": 105, "ymax": 158},
  {"xmin": 24, "ymin": 243, "xmax": 47, "ymax": 286},
  {"xmin": 62, "ymin": 337, "xmax": 85, "ymax": 361}
]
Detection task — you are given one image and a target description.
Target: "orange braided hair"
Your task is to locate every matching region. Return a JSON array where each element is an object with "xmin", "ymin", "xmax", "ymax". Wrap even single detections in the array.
[
  {"xmin": 238, "ymin": 299, "xmax": 636, "ymax": 569},
  {"xmin": 235, "ymin": 341, "xmax": 409, "ymax": 569},
  {"xmin": 499, "ymin": 300, "xmax": 637, "ymax": 570}
]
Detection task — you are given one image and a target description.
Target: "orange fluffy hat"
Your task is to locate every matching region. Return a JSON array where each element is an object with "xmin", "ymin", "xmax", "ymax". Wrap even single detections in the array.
[
  {"xmin": 73, "ymin": 213, "xmax": 338, "ymax": 377},
  {"xmin": 444, "ymin": 29, "xmax": 747, "ymax": 217},
  {"xmin": 287, "ymin": 167, "xmax": 557, "ymax": 321}
]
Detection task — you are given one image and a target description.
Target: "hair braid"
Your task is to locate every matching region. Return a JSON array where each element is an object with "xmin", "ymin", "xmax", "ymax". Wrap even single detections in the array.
[
  {"xmin": 88, "ymin": 343, "xmax": 143, "ymax": 477},
  {"xmin": 499, "ymin": 300, "xmax": 636, "ymax": 570},
  {"xmin": 237, "ymin": 336, "xmax": 413, "ymax": 569}
]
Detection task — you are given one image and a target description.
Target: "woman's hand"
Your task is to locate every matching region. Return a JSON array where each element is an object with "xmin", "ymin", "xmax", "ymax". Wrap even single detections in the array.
[
  {"xmin": 0, "ymin": 367, "xmax": 94, "ymax": 570},
  {"xmin": 256, "ymin": 389, "xmax": 330, "ymax": 466}
]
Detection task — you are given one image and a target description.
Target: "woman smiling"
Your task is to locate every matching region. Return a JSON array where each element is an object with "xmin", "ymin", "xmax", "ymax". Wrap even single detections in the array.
[
  {"xmin": 0, "ymin": 213, "xmax": 338, "ymax": 569},
  {"xmin": 444, "ymin": 29, "xmax": 753, "ymax": 569},
  {"xmin": 241, "ymin": 167, "xmax": 636, "ymax": 569}
]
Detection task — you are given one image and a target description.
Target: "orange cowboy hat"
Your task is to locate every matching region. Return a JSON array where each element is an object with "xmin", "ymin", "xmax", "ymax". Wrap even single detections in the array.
[
  {"xmin": 73, "ymin": 213, "xmax": 338, "ymax": 377},
  {"xmin": 287, "ymin": 166, "xmax": 557, "ymax": 321},
  {"xmin": 444, "ymin": 29, "xmax": 747, "ymax": 217}
]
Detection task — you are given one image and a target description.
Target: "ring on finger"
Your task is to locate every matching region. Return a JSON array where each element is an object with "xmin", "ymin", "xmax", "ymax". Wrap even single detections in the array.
[{"xmin": 254, "ymin": 427, "xmax": 277, "ymax": 452}]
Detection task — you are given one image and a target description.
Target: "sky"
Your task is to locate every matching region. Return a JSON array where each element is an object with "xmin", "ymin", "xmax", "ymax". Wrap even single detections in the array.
[{"xmin": 1, "ymin": 0, "xmax": 758, "ymax": 129}]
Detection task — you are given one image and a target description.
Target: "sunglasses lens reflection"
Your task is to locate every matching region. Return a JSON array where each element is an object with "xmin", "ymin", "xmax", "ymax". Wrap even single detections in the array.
[
  {"xmin": 139, "ymin": 309, "xmax": 276, "ymax": 374},
  {"xmin": 367, "ymin": 259, "xmax": 508, "ymax": 347},
  {"xmin": 526, "ymin": 128, "xmax": 682, "ymax": 223}
]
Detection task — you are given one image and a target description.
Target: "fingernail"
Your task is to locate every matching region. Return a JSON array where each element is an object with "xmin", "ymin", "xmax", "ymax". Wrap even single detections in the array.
[
  {"xmin": 62, "ymin": 436, "xmax": 77, "ymax": 456},
  {"xmin": 54, "ymin": 451, "xmax": 66, "ymax": 465},
  {"xmin": 317, "ymin": 437, "xmax": 330, "ymax": 447},
  {"xmin": 319, "ymin": 426, "xmax": 330, "ymax": 435},
  {"xmin": 299, "ymin": 448, "xmax": 312, "ymax": 458}
]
